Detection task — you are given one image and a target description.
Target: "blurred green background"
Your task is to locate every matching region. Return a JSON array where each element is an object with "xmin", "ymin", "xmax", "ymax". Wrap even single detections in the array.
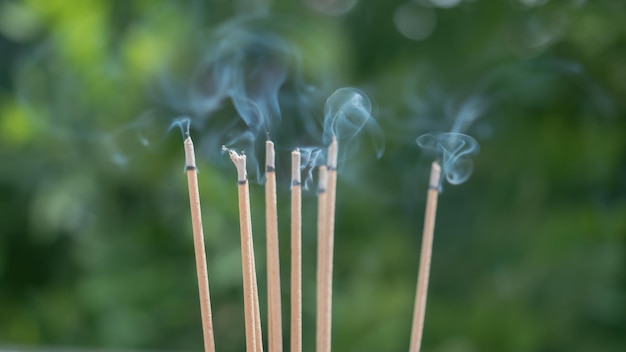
[{"xmin": 1, "ymin": 0, "xmax": 625, "ymax": 351}]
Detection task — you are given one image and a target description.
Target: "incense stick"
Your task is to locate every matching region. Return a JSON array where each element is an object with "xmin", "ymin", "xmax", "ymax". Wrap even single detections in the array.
[
  {"xmin": 265, "ymin": 141, "xmax": 283, "ymax": 352},
  {"xmin": 409, "ymin": 161, "xmax": 442, "ymax": 352},
  {"xmin": 185, "ymin": 133, "xmax": 216, "ymax": 352},
  {"xmin": 290, "ymin": 149, "xmax": 302, "ymax": 352},
  {"xmin": 252, "ymin": 256, "xmax": 263, "ymax": 352},
  {"xmin": 315, "ymin": 163, "xmax": 329, "ymax": 352},
  {"xmin": 224, "ymin": 147, "xmax": 263, "ymax": 352},
  {"xmin": 321, "ymin": 136, "xmax": 338, "ymax": 352}
]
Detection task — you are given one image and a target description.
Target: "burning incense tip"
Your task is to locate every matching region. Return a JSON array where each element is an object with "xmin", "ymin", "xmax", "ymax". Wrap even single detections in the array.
[
  {"xmin": 429, "ymin": 162, "xmax": 441, "ymax": 189},
  {"xmin": 185, "ymin": 136, "xmax": 197, "ymax": 169},
  {"xmin": 327, "ymin": 136, "xmax": 338, "ymax": 170},
  {"xmin": 222, "ymin": 146, "xmax": 247, "ymax": 182},
  {"xmin": 292, "ymin": 149, "xmax": 301, "ymax": 185},
  {"xmin": 266, "ymin": 140, "xmax": 276, "ymax": 172}
]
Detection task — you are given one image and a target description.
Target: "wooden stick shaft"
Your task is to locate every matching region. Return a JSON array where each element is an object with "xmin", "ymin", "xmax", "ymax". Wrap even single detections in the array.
[
  {"xmin": 252, "ymin": 228, "xmax": 263, "ymax": 352},
  {"xmin": 266, "ymin": 141, "xmax": 283, "ymax": 352},
  {"xmin": 409, "ymin": 161, "xmax": 441, "ymax": 352},
  {"xmin": 184, "ymin": 137, "xmax": 216, "ymax": 352},
  {"xmin": 320, "ymin": 137, "xmax": 338, "ymax": 352},
  {"xmin": 290, "ymin": 150, "xmax": 302, "ymax": 352},
  {"xmin": 226, "ymin": 147, "xmax": 263, "ymax": 352},
  {"xmin": 316, "ymin": 166, "xmax": 329, "ymax": 352},
  {"xmin": 238, "ymin": 181, "xmax": 259, "ymax": 352}
]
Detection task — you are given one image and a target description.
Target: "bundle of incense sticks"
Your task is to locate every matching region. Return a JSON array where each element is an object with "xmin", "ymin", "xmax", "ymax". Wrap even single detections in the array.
[
  {"xmin": 219, "ymin": 138, "xmax": 339, "ymax": 352},
  {"xmin": 184, "ymin": 135, "xmax": 439, "ymax": 352}
]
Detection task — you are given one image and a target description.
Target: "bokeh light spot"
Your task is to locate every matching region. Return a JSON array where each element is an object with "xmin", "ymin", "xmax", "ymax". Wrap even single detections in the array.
[
  {"xmin": 0, "ymin": 100, "xmax": 37, "ymax": 146},
  {"xmin": 305, "ymin": 0, "xmax": 359, "ymax": 16},
  {"xmin": 428, "ymin": 0, "xmax": 463, "ymax": 9},
  {"xmin": 0, "ymin": 1, "xmax": 41, "ymax": 41},
  {"xmin": 394, "ymin": 2, "xmax": 437, "ymax": 42},
  {"xmin": 518, "ymin": 0, "xmax": 549, "ymax": 7}
]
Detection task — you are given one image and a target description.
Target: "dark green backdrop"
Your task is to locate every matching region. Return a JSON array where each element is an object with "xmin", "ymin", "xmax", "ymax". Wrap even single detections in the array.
[{"xmin": 1, "ymin": 0, "xmax": 624, "ymax": 351}]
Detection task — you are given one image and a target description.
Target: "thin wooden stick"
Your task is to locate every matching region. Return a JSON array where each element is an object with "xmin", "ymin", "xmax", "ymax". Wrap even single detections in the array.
[
  {"xmin": 409, "ymin": 161, "xmax": 442, "ymax": 352},
  {"xmin": 224, "ymin": 147, "xmax": 263, "ymax": 352},
  {"xmin": 315, "ymin": 165, "xmax": 329, "ymax": 352},
  {"xmin": 266, "ymin": 141, "xmax": 283, "ymax": 352},
  {"xmin": 184, "ymin": 133, "xmax": 216, "ymax": 352},
  {"xmin": 321, "ymin": 136, "xmax": 338, "ymax": 352},
  {"xmin": 290, "ymin": 149, "xmax": 302, "ymax": 352},
  {"xmin": 252, "ymin": 253, "xmax": 263, "ymax": 352}
]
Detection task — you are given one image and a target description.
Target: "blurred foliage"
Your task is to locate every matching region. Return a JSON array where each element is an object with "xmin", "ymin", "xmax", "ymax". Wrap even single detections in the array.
[{"xmin": 1, "ymin": 0, "xmax": 625, "ymax": 351}]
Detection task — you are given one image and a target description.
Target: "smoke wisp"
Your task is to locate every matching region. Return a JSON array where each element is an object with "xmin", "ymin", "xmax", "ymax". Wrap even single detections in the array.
[
  {"xmin": 322, "ymin": 87, "xmax": 385, "ymax": 159},
  {"xmin": 417, "ymin": 132, "xmax": 479, "ymax": 185}
]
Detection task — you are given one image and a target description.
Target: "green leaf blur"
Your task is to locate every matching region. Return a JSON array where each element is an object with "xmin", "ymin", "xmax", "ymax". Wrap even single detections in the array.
[{"xmin": 0, "ymin": 0, "xmax": 624, "ymax": 351}]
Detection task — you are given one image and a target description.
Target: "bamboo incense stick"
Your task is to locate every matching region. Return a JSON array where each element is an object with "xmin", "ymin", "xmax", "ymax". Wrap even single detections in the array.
[
  {"xmin": 224, "ymin": 147, "xmax": 263, "ymax": 352},
  {"xmin": 409, "ymin": 161, "xmax": 442, "ymax": 352},
  {"xmin": 265, "ymin": 141, "xmax": 283, "ymax": 352},
  {"xmin": 185, "ymin": 133, "xmax": 216, "ymax": 352},
  {"xmin": 290, "ymin": 149, "xmax": 302, "ymax": 352},
  {"xmin": 321, "ymin": 136, "xmax": 338, "ymax": 352},
  {"xmin": 315, "ymin": 163, "xmax": 329, "ymax": 352},
  {"xmin": 253, "ymin": 259, "xmax": 263, "ymax": 352}
]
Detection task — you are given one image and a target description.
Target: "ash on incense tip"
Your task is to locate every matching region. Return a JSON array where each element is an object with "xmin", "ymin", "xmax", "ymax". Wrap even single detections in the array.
[
  {"xmin": 222, "ymin": 146, "xmax": 247, "ymax": 182},
  {"xmin": 184, "ymin": 135, "xmax": 197, "ymax": 169},
  {"xmin": 429, "ymin": 161, "xmax": 442, "ymax": 189},
  {"xmin": 291, "ymin": 149, "xmax": 301, "ymax": 185},
  {"xmin": 266, "ymin": 140, "xmax": 276, "ymax": 172}
]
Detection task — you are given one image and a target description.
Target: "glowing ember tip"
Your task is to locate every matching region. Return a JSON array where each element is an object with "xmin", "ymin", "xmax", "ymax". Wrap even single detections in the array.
[{"xmin": 223, "ymin": 146, "xmax": 247, "ymax": 182}]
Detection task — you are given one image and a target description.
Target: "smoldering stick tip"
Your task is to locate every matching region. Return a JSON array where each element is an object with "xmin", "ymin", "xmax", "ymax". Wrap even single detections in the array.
[
  {"xmin": 291, "ymin": 148, "xmax": 301, "ymax": 184},
  {"xmin": 221, "ymin": 145, "xmax": 237, "ymax": 160},
  {"xmin": 429, "ymin": 161, "xmax": 442, "ymax": 189},
  {"xmin": 184, "ymin": 135, "xmax": 196, "ymax": 168},
  {"xmin": 221, "ymin": 145, "xmax": 236, "ymax": 156},
  {"xmin": 223, "ymin": 146, "xmax": 247, "ymax": 181},
  {"xmin": 266, "ymin": 140, "xmax": 275, "ymax": 169},
  {"xmin": 327, "ymin": 137, "xmax": 338, "ymax": 169}
]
